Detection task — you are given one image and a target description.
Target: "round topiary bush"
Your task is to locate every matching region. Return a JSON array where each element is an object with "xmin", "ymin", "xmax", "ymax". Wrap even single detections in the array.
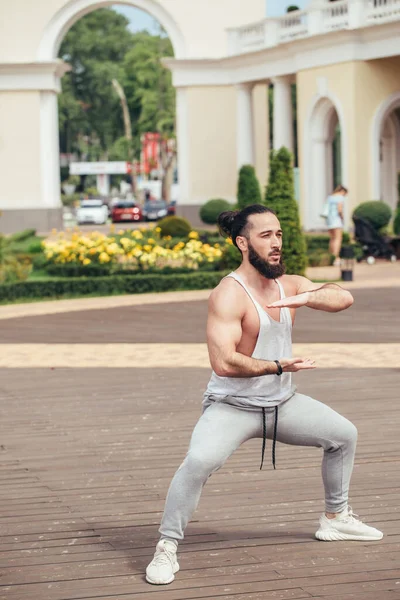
[
  {"xmin": 158, "ymin": 216, "xmax": 192, "ymax": 238},
  {"xmin": 353, "ymin": 201, "xmax": 392, "ymax": 231},
  {"xmin": 200, "ymin": 199, "xmax": 233, "ymax": 225}
]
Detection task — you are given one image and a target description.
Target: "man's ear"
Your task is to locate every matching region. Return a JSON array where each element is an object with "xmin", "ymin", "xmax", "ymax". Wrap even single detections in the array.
[{"xmin": 236, "ymin": 235, "xmax": 247, "ymax": 253}]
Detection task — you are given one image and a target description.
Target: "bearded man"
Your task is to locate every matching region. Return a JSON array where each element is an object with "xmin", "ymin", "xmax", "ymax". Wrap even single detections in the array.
[{"xmin": 146, "ymin": 204, "xmax": 383, "ymax": 586}]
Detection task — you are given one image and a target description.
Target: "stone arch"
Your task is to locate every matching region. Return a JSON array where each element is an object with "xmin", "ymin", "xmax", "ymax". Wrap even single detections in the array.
[
  {"xmin": 35, "ymin": 0, "xmax": 186, "ymax": 212},
  {"xmin": 303, "ymin": 93, "xmax": 348, "ymax": 230},
  {"xmin": 37, "ymin": 0, "xmax": 186, "ymax": 61},
  {"xmin": 371, "ymin": 90, "xmax": 400, "ymax": 209}
]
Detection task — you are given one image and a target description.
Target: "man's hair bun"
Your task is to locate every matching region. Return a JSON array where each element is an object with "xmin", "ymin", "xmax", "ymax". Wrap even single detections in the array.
[{"xmin": 217, "ymin": 211, "xmax": 239, "ymax": 238}]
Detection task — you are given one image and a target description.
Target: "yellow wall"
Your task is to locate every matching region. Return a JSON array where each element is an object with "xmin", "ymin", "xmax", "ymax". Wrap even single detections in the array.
[
  {"xmin": 187, "ymin": 86, "xmax": 238, "ymax": 204},
  {"xmin": 297, "ymin": 57, "xmax": 400, "ymax": 225},
  {"xmin": 0, "ymin": 92, "xmax": 42, "ymax": 208},
  {"xmin": 187, "ymin": 84, "xmax": 269, "ymax": 205}
]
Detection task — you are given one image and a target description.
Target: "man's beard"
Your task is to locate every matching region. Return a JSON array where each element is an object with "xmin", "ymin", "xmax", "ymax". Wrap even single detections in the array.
[{"xmin": 248, "ymin": 242, "xmax": 286, "ymax": 279}]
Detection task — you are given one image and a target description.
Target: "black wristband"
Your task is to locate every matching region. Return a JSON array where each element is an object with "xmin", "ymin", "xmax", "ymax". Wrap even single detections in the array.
[{"xmin": 274, "ymin": 360, "xmax": 283, "ymax": 376}]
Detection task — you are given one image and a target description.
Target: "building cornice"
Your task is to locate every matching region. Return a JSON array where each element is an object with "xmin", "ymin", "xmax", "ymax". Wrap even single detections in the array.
[
  {"xmin": 164, "ymin": 22, "xmax": 400, "ymax": 87},
  {"xmin": 0, "ymin": 60, "xmax": 71, "ymax": 92}
]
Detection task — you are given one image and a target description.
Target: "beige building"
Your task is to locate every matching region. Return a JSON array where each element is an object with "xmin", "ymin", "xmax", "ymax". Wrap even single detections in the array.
[{"xmin": 0, "ymin": 0, "xmax": 400, "ymax": 232}]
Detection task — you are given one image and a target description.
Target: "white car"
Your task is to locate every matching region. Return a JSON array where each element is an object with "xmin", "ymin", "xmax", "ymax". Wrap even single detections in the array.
[{"xmin": 76, "ymin": 199, "xmax": 109, "ymax": 225}]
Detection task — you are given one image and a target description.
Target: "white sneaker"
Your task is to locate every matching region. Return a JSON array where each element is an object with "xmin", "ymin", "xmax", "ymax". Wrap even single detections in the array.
[
  {"xmin": 315, "ymin": 506, "xmax": 383, "ymax": 542},
  {"xmin": 146, "ymin": 539, "xmax": 179, "ymax": 585}
]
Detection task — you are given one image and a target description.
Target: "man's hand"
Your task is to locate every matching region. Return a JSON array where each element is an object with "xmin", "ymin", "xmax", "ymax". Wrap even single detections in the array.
[
  {"xmin": 267, "ymin": 292, "xmax": 310, "ymax": 309},
  {"xmin": 280, "ymin": 357, "xmax": 316, "ymax": 372}
]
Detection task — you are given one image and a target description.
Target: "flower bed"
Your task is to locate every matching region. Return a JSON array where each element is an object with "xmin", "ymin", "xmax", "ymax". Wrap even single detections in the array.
[{"xmin": 42, "ymin": 227, "xmax": 227, "ymax": 272}]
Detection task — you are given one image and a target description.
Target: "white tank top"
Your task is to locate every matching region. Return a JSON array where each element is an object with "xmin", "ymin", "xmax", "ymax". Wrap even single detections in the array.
[{"xmin": 204, "ymin": 271, "xmax": 296, "ymax": 409}]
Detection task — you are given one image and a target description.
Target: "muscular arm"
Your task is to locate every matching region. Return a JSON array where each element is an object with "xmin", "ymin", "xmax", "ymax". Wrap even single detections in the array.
[
  {"xmin": 268, "ymin": 276, "xmax": 353, "ymax": 313},
  {"xmin": 207, "ymin": 281, "xmax": 315, "ymax": 378}
]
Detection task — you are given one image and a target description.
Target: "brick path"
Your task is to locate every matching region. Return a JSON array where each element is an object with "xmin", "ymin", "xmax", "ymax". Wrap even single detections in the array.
[{"xmin": 0, "ymin": 262, "xmax": 399, "ymax": 599}]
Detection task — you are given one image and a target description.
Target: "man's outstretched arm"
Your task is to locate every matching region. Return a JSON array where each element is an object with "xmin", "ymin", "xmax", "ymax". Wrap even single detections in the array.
[
  {"xmin": 207, "ymin": 281, "xmax": 316, "ymax": 377},
  {"xmin": 267, "ymin": 276, "xmax": 354, "ymax": 313}
]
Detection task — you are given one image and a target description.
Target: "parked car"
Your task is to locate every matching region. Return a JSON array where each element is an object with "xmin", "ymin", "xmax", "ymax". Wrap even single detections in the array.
[
  {"xmin": 167, "ymin": 200, "xmax": 176, "ymax": 216},
  {"xmin": 76, "ymin": 199, "xmax": 109, "ymax": 225},
  {"xmin": 111, "ymin": 200, "xmax": 142, "ymax": 223},
  {"xmin": 143, "ymin": 200, "xmax": 168, "ymax": 221}
]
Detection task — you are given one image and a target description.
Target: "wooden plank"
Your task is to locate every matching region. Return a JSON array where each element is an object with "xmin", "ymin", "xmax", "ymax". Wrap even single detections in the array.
[{"xmin": 0, "ymin": 325, "xmax": 399, "ymax": 600}]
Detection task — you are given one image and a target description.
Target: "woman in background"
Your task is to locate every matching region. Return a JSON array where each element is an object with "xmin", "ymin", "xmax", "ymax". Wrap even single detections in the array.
[{"xmin": 326, "ymin": 185, "xmax": 348, "ymax": 266}]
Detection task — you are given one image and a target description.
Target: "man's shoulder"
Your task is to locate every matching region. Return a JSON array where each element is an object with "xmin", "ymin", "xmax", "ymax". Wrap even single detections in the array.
[
  {"xmin": 211, "ymin": 274, "xmax": 242, "ymax": 298},
  {"xmin": 209, "ymin": 275, "xmax": 247, "ymax": 310}
]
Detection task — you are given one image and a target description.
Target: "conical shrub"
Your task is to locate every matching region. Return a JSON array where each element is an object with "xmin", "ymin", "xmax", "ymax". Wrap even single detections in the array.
[
  {"xmin": 237, "ymin": 165, "xmax": 262, "ymax": 209},
  {"xmin": 265, "ymin": 147, "xmax": 307, "ymax": 275}
]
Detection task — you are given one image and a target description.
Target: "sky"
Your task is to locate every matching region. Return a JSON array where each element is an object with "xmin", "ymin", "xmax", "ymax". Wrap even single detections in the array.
[{"xmin": 113, "ymin": 1, "xmax": 309, "ymax": 34}]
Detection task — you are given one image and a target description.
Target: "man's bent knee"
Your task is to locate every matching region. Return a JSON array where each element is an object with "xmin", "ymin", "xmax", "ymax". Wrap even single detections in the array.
[{"xmin": 181, "ymin": 452, "xmax": 225, "ymax": 481}]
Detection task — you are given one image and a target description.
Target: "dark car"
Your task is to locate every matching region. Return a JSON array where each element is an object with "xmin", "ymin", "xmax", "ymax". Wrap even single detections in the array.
[
  {"xmin": 143, "ymin": 200, "xmax": 168, "ymax": 221},
  {"xmin": 111, "ymin": 200, "xmax": 142, "ymax": 223},
  {"xmin": 167, "ymin": 200, "xmax": 176, "ymax": 216}
]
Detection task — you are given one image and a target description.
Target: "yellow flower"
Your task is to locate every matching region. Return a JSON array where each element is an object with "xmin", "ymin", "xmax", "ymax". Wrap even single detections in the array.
[
  {"xmin": 99, "ymin": 252, "xmax": 111, "ymax": 263},
  {"xmin": 118, "ymin": 229, "xmax": 125, "ymax": 236},
  {"xmin": 188, "ymin": 231, "xmax": 199, "ymax": 239},
  {"xmin": 83, "ymin": 258, "xmax": 91, "ymax": 265}
]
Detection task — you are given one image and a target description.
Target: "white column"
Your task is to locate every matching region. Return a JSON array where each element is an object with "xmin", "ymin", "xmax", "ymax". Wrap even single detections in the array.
[
  {"xmin": 311, "ymin": 137, "xmax": 330, "ymax": 229},
  {"xmin": 348, "ymin": 0, "xmax": 366, "ymax": 29},
  {"xmin": 175, "ymin": 87, "xmax": 190, "ymax": 204},
  {"xmin": 308, "ymin": 5, "xmax": 324, "ymax": 35},
  {"xmin": 40, "ymin": 90, "xmax": 62, "ymax": 208},
  {"xmin": 96, "ymin": 174, "xmax": 110, "ymax": 196},
  {"xmin": 236, "ymin": 82, "xmax": 255, "ymax": 168},
  {"xmin": 272, "ymin": 75, "xmax": 294, "ymax": 153}
]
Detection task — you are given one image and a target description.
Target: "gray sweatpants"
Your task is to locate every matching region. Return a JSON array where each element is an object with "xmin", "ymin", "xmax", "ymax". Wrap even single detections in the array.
[{"xmin": 159, "ymin": 393, "xmax": 358, "ymax": 542}]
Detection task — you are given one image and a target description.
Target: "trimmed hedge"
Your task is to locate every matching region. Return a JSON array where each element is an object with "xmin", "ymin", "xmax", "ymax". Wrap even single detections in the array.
[
  {"xmin": 0, "ymin": 271, "xmax": 230, "ymax": 302},
  {"xmin": 305, "ymin": 232, "xmax": 350, "ymax": 252},
  {"xmin": 353, "ymin": 201, "xmax": 392, "ymax": 231},
  {"xmin": 394, "ymin": 205, "xmax": 400, "ymax": 236},
  {"xmin": 45, "ymin": 262, "xmax": 220, "ymax": 278}
]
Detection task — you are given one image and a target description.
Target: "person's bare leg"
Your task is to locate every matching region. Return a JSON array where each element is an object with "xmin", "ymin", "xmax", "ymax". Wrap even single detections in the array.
[{"xmin": 328, "ymin": 229, "xmax": 336, "ymax": 256}]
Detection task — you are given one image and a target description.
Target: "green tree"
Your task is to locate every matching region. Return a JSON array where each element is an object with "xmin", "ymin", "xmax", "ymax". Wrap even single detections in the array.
[
  {"xmin": 58, "ymin": 9, "xmax": 133, "ymax": 157},
  {"xmin": 265, "ymin": 148, "xmax": 307, "ymax": 275},
  {"xmin": 237, "ymin": 165, "xmax": 262, "ymax": 209},
  {"xmin": 58, "ymin": 12, "xmax": 176, "ymax": 199},
  {"xmin": 123, "ymin": 29, "xmax": 176, "ymax": 199},
  {"xmin": 123, "ymin": 31, "xmax": 174, "ymax": 139}
]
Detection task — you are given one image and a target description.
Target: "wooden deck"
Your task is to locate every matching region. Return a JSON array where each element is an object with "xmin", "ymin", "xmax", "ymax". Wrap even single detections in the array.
[{"xmin": 0, "ymin": 286, "xmax": 399, "ymax": 600}]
